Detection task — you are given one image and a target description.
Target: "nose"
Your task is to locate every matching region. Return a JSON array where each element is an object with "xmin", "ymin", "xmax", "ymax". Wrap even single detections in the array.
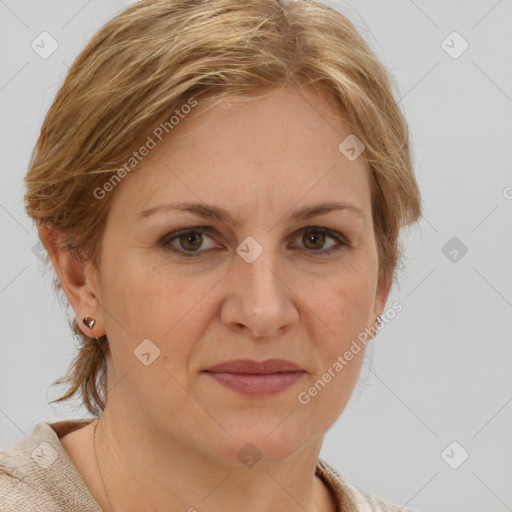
[{"xmin": 220, "ymin": 245, "xmax": 299, "ymax": 338}]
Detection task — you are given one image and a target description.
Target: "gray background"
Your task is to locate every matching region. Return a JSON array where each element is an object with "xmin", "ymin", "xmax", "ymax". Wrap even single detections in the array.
[{"xmin": 1, "ymin": 1, "xmax": 511, "ymax": 511}]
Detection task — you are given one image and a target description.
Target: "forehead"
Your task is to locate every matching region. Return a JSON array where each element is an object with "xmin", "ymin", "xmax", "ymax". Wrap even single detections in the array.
[{"xmin": 107, "ymin": 86, "xmax": 372, "ymax": 224}]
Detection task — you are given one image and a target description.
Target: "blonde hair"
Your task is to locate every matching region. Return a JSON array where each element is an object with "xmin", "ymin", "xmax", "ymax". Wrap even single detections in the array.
[{"xmin": 24, "ymin": 0, "xmax": 421, "ymax": 416}]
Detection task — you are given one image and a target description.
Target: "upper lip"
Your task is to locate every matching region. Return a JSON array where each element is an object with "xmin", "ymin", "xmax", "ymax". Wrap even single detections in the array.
[{"xmin": 204, "ymin": 358, "xmax": 304, "ymax": 374}]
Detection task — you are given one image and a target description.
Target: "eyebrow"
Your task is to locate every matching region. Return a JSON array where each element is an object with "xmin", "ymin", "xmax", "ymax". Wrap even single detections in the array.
[{"xmin": 136, "ymin": 201, "xmax": 366, "ymax": 226}]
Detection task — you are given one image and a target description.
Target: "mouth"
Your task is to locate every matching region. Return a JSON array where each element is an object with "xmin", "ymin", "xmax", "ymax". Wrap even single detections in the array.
[{"xmin": 203, "ymin": 358, "xmax": 306, "ymax": 396}]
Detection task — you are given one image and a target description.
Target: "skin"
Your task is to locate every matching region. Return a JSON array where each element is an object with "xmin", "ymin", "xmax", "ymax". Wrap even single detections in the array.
[{"xmin": 41, "ymin": 85, "xmax": 391, "ymax": 512}]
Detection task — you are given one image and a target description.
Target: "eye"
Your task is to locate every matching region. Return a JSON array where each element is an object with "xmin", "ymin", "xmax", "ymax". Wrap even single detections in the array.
[
  {"xmin": 160, "ymin": 226, "xmax": 348, "ymax": 258},
  {"xmin": 290, "ymin": 227, "xmax": 348, "ymax": 256},
  {"xmin": 160, "ymin": 227, "xmax": 219, "ymax": 258}
]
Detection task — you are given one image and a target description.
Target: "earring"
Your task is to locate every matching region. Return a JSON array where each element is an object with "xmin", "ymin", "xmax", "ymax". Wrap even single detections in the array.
[{"xmin": 83, "ymin": 317, "xmax": 96, "ymax": 329}]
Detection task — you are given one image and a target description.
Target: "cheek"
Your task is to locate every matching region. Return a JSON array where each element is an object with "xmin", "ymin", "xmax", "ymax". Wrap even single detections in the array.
[
  {"xmin": 295, "ymin": 269, "xmax": 375, "ymax": 428},
  {"xmin": 307, "ymin": 264, "xmax": 377, "ymax": 342},
  {"xmin": 99, "ymin": 248, "xmax": 182, "ymax": 331},
  {"xmin": 98, "ymin": 254, "xmax": 202, "ymax": 413},
  {"xmin": 99, "ymin": 253, "xmax": 215, "ymax": 369}
]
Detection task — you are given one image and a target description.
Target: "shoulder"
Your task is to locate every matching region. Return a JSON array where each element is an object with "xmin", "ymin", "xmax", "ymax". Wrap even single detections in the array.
[
  {"xmin": 0, "ymin": 420, "xmax": 101, "ymax": 512},
  {"xmin": 316, "ymin": 458, "xmax": 422, "ymax": 512}
]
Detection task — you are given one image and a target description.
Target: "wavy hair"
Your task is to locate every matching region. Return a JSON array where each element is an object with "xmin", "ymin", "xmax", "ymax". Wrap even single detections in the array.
[{"xmin": 24, "ymin": 0, "xmax": 421, "ymax": 416}]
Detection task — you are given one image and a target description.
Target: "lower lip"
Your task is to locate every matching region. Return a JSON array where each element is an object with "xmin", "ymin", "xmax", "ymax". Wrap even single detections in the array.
[{"xmin": 205, "ymin": 371, "xmax": 305, "ymax": 395}]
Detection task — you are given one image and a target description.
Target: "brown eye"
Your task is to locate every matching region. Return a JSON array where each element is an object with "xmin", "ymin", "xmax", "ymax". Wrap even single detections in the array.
[
  {"xmin": 178, "ymin": 231, "xmax": 203, "ymax": 251},
  {"xmin": 161, "ymin": 228, "xmax": 218, "ymax": 257},
  {"xmin": 161, "ymin": 226, "xmax": 347, "ymax": 259},
  {"xmin": 292, "ymin": 227, "xmax": 347, "ymax": 256},
  {"xmin": 302, "ymin": 229, "xmax": 326, "ymax": 250}
]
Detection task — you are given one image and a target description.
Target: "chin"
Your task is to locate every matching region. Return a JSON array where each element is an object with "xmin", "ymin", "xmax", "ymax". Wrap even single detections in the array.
[{"xmin": 211, "ymin": 417, "xmax": 318, "ymax": 467}]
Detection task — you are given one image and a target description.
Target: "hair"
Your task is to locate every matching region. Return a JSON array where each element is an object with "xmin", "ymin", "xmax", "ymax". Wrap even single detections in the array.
[{"xmin": 24, "ymin": 0, "xmax": 421, "ymax": 417}]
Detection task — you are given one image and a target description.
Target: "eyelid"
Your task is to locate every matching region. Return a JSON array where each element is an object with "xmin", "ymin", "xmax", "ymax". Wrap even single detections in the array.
[
  {"xmin": 291, "ymin": 226, "xmax": 348, "ymax": 245},
  {"xmin": 160, "ymin": 225, "xmax": 349, "ymax": 257},
  {"xmin": 159, "ymin": 225, "xmax": 220, "ymax": 249}
]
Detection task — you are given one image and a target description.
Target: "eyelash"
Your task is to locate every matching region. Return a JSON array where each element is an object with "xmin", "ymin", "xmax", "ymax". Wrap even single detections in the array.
[{"xmin": 160, "ymin": 226, "xmax": 349, "ymax": 258}]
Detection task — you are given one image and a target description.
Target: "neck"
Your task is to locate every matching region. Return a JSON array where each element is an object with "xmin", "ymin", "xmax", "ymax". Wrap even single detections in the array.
[{"xmin": 90, "ymin": 406, "xmax": 334, "ymax": 512}]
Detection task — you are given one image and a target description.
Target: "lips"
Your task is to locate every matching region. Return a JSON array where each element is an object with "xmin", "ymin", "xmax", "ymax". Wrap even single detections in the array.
[
  {"xmin": 203, "ymin": 359, "xmax": 305, "ymax": 395},
  {"xmin": 204, "ymin": 358, "xmax": 303, "ymax": 374}
]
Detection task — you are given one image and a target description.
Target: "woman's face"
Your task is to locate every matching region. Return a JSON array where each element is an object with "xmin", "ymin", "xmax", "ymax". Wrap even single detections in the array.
[{"xmin": 88, "ymin": 86, "xmax": 390, "ymax": 463}]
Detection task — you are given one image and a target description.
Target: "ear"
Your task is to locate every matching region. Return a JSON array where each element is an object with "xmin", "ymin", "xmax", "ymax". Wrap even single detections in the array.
[
  {"xmin": 38, "ymin": 224, "xmax": 105, "ymax": 338},
  {"xmin": 373, "ymin": 269, "xmax": 393, "ymax": 326}
]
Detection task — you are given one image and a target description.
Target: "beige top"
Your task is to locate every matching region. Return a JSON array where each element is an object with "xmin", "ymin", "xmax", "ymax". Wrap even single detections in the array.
[{"xmin": 0, "ymin": 420, "xmax": 420, "ymax": 512}]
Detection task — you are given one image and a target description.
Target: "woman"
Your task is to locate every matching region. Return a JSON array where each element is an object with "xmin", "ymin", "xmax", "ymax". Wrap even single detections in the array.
[{"xmin": 0, "ymin": 0, "xmax": 421, "ymax": 511}]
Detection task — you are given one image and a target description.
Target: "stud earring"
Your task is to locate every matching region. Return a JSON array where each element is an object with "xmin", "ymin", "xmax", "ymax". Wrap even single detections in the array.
[{"xmin": 82, "ymin": 317, "xmax": 96, "ymax": 329}]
